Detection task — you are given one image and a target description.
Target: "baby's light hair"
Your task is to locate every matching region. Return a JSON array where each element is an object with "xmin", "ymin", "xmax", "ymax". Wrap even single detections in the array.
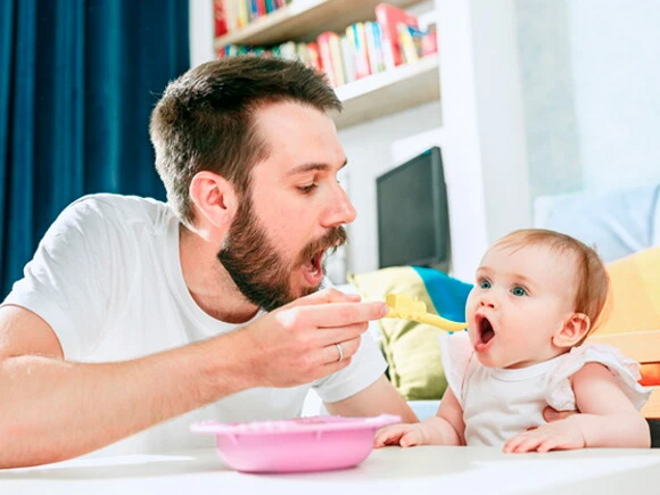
[{"xmin": 494, "ymin": 228, "xmax": 610, "ymax": 341}]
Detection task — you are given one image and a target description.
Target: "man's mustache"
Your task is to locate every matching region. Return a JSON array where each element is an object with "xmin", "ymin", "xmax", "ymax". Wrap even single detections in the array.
[{"xmin": 300, "ymin": 226, "xmax": 347, "ymax": 262}]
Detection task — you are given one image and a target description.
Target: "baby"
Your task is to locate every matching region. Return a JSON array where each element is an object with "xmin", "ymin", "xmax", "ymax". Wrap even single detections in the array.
[{"xmin": 375, "ymin": 228, "xmax": 651, "ymax": 452}]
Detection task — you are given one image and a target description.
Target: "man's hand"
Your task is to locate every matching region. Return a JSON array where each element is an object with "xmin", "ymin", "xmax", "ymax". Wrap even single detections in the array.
[{"xmin": 234, "ymin": 288, "xmax": 388, "ymax": 389}]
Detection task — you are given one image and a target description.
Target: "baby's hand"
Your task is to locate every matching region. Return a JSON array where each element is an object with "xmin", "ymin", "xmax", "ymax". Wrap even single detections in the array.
[
  {"xmin": 503, "ymin": 420, "xmax": 586, "ymax": 453},
  {"xmin": 374, "ymin": 423, "xmax": 428, "ymax": 448}
]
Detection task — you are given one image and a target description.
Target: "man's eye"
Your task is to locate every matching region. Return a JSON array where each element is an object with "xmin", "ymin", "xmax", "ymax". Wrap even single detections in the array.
[
  {"xmin": 511, "ymin": 286, "xmax": 527, "ymax": 297},
  {"xmin": 479, "ymin": 280, "xmax": 491, "ymax": 289},
  {"xmin": 298, "ymin": 184, "xmax": 317, "ymax": 194}
]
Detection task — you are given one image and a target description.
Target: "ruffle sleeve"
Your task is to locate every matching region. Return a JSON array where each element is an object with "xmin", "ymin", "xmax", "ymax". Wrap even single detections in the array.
[
  {"xmin": 545, "ymin": 343, "xmax": 652, "ymax": 411},
  {"xmin": 438, "ymin": 330, "xmax": 474, "ymax": 407}
]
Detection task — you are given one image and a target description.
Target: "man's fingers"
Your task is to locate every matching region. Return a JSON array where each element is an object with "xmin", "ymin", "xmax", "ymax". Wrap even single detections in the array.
[
  {"xmin": 286, "ymin": 288, "xmax": 361, "ymax": 307},
  {"xmin": 313, "ymin": 301, "xmax": 388, "ymax": 327},
  {"xmin": 543, "ymin": 406, "xmax": 577, "ymax": 422},
  {"xmin": 322, "ymin": 336, "xmax": 361, "ymax": 364},
  {"xmin": 275, "ymin": 301, "xmax": 387, "ymax": 331}
]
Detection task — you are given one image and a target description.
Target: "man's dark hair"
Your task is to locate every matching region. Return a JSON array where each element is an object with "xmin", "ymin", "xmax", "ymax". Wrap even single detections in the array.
[{"xmin": 149, "ymin": 56, "xmax": 342, "ymax": 226}]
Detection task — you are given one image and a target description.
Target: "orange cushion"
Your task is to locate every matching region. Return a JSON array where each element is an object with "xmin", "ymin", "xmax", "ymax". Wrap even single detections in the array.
[
  {"xmin": 640, "ymin": 363, "xmax": 660, "ymax": 387},
  {"xmin": 596, "ymin": 247, "xmax": 660, "ymax": 335}
]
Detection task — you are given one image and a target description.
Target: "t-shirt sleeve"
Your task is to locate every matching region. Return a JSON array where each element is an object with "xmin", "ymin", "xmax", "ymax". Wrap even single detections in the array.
[
  {"xmin": 1, "ymin": 197, "xmax": 123, "ymax": 360},
  {"xmin": 312, "ymin": 330, "xmax": 387, "ymax": 404}
]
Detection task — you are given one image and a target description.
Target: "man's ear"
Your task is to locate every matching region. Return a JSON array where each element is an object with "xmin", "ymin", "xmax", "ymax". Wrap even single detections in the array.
[
  {"xmin": 189, "ymin": 171, "xmax": 238, "ymax": 233},
  {"xmin": 552, "ymin": 313, "xmax": 591, "ymax": 347}
]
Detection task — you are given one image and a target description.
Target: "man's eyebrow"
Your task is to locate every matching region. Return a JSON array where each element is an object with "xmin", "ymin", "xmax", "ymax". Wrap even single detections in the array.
[{"xmin": 286, "ymin": 158, "xmax": 348, "ymax": 176}]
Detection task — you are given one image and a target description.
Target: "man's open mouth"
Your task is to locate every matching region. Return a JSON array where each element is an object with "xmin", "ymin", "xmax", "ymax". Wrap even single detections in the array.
[
  {"xmin": 301, "ymin": 249, "xmax": 325, "ymax": 286},
  {"xmin": 310, "ymin": 250, "xmax": 323, "ymax": 273}
]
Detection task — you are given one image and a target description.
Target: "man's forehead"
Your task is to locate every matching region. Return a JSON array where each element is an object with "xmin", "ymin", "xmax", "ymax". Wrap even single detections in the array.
[
  {"xmin": 252, "ymin": 102, "xmax": 345, "ymax": 173},
  {"xmin": 253, "ymin": 100, "xmax": 335, "ymax": 136}
]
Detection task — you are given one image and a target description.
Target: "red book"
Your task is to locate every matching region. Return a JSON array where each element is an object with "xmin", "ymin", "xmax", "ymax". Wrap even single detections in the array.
[
  {"xmin": 214, "ymin": 0, "xmax": 228, "ymax": 37},
  {"xmin": 256, "ymin": 0, "xmax": 267, "ymax": 17},
  {"xmin": 306, "ymin": 42, "xmax": 322, "ymax": 72},
  {"xmin": 317, "ymin": 32, "xmax": 337, "ymax": 87},
  {"xmin": 375, "ymin": 3, "xmax": 418, "ymax": 68}
]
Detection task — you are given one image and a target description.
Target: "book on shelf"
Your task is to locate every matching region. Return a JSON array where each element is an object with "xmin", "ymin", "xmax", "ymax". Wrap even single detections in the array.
[
  {"xmin": 375, "ymin": 3, "xmax": 419, "ymax": 69},
  {"xmin": 214, "ymin": 1, "xmax": 437, "ymax": 89},
  {"xmin": 214, "ymin": 0, "xmax": 291, "ymax": 36},
  {"xmin": 214, "ymin": 0, "xmax": 228, "ymax": 38}
]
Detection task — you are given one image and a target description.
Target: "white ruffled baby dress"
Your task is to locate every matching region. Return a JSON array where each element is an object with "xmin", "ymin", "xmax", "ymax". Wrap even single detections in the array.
[{"xmin": 438, "ymin": 331, "xmax": 651, "ymax": 446}]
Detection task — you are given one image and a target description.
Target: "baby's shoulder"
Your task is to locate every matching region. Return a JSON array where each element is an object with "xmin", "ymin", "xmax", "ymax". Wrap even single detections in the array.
[{"xmin": 545, "ymin": 343, "xmax": 650, "ymax": 411}]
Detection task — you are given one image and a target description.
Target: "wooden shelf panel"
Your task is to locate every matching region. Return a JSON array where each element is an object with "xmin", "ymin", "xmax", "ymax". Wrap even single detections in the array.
[
  {"xmin": 333, "ymin": 55, "xmax": 440, "ymax": 129},
  {"xmin": 215, "ymin": 0, "xmax": 424, "ymax": 48}
]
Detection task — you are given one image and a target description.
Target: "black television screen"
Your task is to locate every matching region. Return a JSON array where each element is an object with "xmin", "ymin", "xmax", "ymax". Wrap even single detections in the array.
[{"xmin": 376, "ymin": 147, "xmax": 450, "ymax": 268}]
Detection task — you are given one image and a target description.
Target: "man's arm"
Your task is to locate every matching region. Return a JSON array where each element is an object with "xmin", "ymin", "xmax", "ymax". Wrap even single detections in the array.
[
  {"xmin": 324, "ymin": 375, "xmax": 418, "ymax": 423},
  {"xmin": 0, "ymin": 290, "xmax": 388, "ymax": 468},
  {"xmin": 0, "ymin": 305, "xmax": 253, "ymax": 468}
]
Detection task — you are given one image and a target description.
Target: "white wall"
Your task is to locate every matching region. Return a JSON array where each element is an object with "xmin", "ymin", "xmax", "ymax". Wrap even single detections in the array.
[
  {"xmin": 515, "ymin": 0, "xmax": 660, "ymax": 199},
  {"xmin": 339, "ymin": 101, "xmax": 443, "ymax": 277},
  {"xmin": 568, "ymin": 0, "xmax": 660, "ymax": 191},
  {"xmin": 189, "ymin": 0, "xmax": 215, "ymax": 68}
]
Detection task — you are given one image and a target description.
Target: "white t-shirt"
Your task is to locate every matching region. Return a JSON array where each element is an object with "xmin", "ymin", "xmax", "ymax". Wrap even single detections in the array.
[
  {"xmin": 2, "ymin": 194, "xmax": 386, "ymax": 456},
  {"xmin": 440, "ymin": 331, "xmax": 650, "ymax": 447}
]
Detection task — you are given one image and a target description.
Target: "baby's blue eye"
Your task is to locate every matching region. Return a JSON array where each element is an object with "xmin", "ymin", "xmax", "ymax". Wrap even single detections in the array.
[
  {"xmin": 479, "ymin": 280, "xmax": 491, "ymax": 289},
  {"xmin": 511, "ymin": 286, "xmax": 527, "ymax": 297}
]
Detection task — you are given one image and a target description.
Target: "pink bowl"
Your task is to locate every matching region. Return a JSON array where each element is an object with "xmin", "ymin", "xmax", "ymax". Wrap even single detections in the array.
[{"xmin": 190, "ymin": 414, "xmax": 401, "ymax": 473}]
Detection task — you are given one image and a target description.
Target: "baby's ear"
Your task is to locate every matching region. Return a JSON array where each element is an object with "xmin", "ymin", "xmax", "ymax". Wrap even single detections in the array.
[{"xmin": 552, "ymin": 313, "xmax": 591, "ymax": 348}]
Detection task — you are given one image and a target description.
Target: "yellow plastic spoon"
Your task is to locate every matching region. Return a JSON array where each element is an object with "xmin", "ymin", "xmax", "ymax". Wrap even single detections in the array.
[{"xmin": 384, "ymin": 293, "xmax": 467, "ymax": 331}]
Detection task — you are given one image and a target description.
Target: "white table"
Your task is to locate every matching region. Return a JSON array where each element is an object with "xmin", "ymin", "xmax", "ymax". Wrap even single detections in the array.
[{"xmin": 2, "ymin": 446, "xmax": 660, "ymax": 495}]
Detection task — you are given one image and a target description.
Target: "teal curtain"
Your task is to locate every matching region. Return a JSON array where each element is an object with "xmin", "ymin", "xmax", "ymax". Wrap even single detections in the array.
[{"xmin": 0, "ymin": 0, "xmax": 190, "ymax": 298}]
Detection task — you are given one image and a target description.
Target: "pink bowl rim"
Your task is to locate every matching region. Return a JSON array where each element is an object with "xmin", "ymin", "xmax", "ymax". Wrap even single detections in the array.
[{"xmin": 190, "ymin": 414, "xmax": 401, "ymax": 436}]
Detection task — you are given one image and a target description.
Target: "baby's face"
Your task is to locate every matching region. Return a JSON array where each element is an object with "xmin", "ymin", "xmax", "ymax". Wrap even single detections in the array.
[{"xmin": 465, "ymin": 243, "xmax": 578, "ymax": 369}]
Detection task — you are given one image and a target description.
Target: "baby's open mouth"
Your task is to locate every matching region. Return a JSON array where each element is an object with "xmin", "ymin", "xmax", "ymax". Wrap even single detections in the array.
[{"xmin": 477, "ymin": 314, "xmax": 496, "ymax": 345}]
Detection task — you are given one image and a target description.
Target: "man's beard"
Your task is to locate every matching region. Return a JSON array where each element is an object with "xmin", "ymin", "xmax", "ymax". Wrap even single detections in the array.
[{"xmin": 218, "ymin": 196, "xmax": 347, "ymax": 312}]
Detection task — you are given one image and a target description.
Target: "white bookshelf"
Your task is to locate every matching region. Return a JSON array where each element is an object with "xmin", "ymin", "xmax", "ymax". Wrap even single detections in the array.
[
  {"xmin": 214, "ymin": 0, "xmax": 423, "ymax": 49},
  {"xmin": 333, "ymin": 55, "xmax": 439, "ymax": 129},
  {"xmin": 191, "ymin": 0, "xmax": 531, "ymax": 282}
]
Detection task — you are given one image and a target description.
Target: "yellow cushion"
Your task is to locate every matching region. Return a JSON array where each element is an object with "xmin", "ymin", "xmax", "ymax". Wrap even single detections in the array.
[
  {"xmin": 348, "ymin": 266, "xmax": 471, "ymax": 400},
  {"xmin": 596, "ymin": 247, "xmax": 660, "ymax": 335}
]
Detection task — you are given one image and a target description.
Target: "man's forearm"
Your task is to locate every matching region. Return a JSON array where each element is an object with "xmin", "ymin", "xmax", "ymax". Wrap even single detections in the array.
[{"xmin": 0, "ymin": 334, "xmax": 249, "ymax": 468}]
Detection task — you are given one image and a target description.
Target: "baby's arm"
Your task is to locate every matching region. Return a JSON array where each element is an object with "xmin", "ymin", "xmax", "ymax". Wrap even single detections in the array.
[
  {"xmin": 569, "ymin": 362, "xmax": 650, "ymax": 447},
  {"xmin": 504, "ymin": 362, "xmax": 650, "ymax": 453},
  {"xmin": 374, "ymin": 387, "xmax": 465, "ymax": 447}
]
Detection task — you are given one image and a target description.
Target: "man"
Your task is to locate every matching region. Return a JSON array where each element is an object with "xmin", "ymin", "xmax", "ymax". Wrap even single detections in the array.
[{"xmin": 0, "ymin": 57, "xmax": 416, "ymax": 468}]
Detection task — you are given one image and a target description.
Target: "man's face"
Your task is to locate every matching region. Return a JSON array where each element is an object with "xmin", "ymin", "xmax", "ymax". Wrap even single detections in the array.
[{"xmin": 218, "ymin": 101, "xmax": 356, "ymax": 311}]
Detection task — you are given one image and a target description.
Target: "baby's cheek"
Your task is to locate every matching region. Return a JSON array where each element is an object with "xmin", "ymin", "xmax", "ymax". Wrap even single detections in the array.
[{"xmin": 465, "ymin": 292, "xmax": 478, "ymax": 317}]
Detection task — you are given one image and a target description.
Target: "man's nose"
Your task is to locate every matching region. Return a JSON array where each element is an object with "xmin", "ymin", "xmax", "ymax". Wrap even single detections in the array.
[{"xmin": 322, "ymin": 186, "xmax": 357, "ymax": 227}]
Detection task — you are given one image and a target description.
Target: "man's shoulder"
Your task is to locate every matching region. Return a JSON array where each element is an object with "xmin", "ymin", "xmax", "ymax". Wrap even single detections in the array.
[{"xmin": 64, "ymin": 194, "xmax": 175, "ymax": 229}]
